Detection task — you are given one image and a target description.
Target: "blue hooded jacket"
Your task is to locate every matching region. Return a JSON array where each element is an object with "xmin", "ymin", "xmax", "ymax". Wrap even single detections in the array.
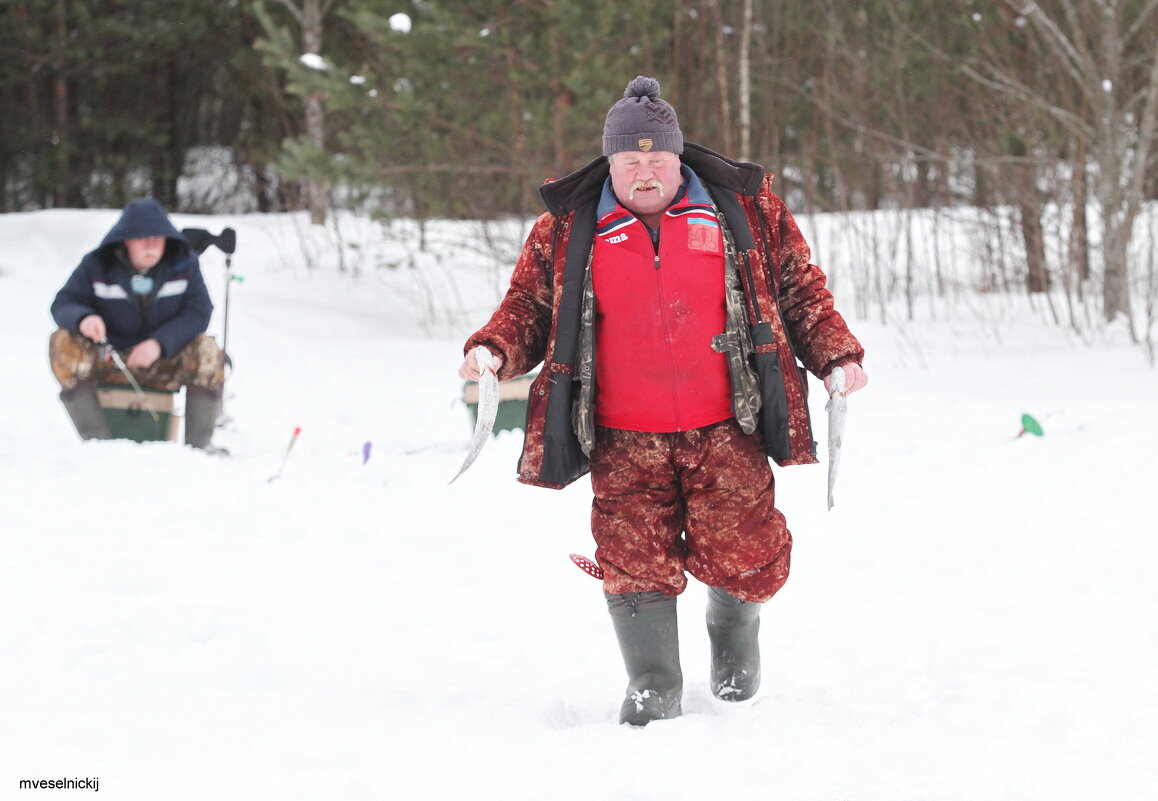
[{"xmin": 51, "ymin": 198, "xmax": 214, "ymax": 356}]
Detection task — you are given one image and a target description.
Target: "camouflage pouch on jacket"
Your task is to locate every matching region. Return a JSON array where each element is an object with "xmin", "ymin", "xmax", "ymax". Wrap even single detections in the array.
[
  {"xmin": 711, "ymin": 213, "xmax": 761, "ymax": 435},
  {"xmin": 574, "ymin": 252, "xmax": 597, "ymax": 456}
]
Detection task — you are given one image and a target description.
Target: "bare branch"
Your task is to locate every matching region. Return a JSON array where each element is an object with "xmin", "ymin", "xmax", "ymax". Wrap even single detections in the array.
[
  {"xmin": 1057, "ymin": 0, "xmax": 1103, "ymax": 76},
  {"xmin": 1006, "ymin": 0, "xmax": 1098, "ymax": 92},
  {"xmin": 1124, "ymin": 0, "xmax": 1158, "ymax": 47},
  {"xmin": 378, "ymin": 164, "xmax": 530, "ymax": 177},
  {"xmin": 954, "ymin": 59, "xmax": 1093, "ymax": 139},
  {"xmin": 1125, "ymin": 48, "xmax": 1158, "ymax": 217},
  {"xmin": 268, "ymin": 0, "xmax": 304, "ymax": 25},
  {"xmin": 782, "ymin": 77, "xmax": 1058, "ymax": 169}
]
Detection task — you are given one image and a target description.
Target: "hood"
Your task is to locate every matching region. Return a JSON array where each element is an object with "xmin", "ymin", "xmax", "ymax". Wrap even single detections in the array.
[{"xmin": 98, "ymin": 198, "xmax": 186, "ymax": 250}]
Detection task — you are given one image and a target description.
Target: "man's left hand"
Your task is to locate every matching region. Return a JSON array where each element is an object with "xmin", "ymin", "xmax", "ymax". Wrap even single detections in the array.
[
  {"xmin": 126, "ymin": 338, "xmax": 162, "ymax": 369},
  {"xmin": 824, "ymin": 362, "xmax": 868, "ymax": 396}
]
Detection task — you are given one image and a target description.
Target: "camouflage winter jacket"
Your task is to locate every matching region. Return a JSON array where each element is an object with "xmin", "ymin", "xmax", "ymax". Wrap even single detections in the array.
[{"xmin": 464, "ymin": 142, "xmax": 864, "ymax": 489}]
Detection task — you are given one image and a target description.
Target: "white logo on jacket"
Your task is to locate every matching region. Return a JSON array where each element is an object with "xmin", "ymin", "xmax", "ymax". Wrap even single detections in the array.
[{"xmin": 603, "ymin": 233, "xmax": 629, "ymax": 245}]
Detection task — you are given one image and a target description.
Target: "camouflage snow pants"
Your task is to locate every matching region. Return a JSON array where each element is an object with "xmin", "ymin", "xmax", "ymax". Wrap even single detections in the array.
[
  {"xmin": 49, "ymin": 328, "xmax": 226, "ymax": 393},
  {"xmin": 590, "ymin": 418, "xmax": 792, "ymax": 603}
]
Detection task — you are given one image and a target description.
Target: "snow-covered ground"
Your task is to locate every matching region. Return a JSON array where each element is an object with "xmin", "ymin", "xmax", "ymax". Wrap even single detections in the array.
[{"xmin": 1, "ymin": 208, "xmax": 1155, "ymax": 801}]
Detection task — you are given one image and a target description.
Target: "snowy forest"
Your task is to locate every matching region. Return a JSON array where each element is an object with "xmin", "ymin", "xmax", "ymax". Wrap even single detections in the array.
[{"xmin": 3, "ymin": 0, "xmax": 1158, "ymax": 355}]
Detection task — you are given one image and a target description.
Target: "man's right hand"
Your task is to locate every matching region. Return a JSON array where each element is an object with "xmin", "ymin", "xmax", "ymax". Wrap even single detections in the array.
[
  {"xmin": 458, "ymin": 346, "xmax": 503, "ymax": 381},
  {"xmin": 79, "ymin": 314, "xmax": 106, "ymax": 344}
]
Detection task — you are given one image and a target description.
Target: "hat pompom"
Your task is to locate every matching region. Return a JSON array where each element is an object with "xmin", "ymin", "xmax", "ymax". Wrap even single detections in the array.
[{"xmin": 625, "ymin": 75, "xmax": 660, "ymax": 100}]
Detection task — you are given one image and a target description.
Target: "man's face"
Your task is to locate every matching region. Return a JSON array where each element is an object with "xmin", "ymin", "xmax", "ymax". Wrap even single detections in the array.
[
  {"xmin": 125, "ymin": 236, "xmax": 165, "ymax": 272},
  {"xmin": 609, "ymin": 150, "xmax": 683, "ymax": 217}
]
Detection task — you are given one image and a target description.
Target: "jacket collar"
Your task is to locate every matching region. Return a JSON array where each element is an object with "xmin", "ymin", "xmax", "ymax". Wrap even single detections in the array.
[
  {"xmin": 596, "ymin": 165, "xmax": 715, "ymax": 219},
  {"xmin": 539, "ymin": 141, "xmax": 765, "ymax": 217}
]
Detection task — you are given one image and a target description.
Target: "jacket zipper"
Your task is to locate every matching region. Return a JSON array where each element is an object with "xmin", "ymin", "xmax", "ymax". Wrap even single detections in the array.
[{"xmin": 650, "ymin": 223, "xmax": 685, "ymax": 426}]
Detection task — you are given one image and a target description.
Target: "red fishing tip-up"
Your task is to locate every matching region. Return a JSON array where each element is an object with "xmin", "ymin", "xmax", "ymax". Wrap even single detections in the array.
[{"xmin": 569, "ymin": 553, "xmax": 603, "ymax": 580}]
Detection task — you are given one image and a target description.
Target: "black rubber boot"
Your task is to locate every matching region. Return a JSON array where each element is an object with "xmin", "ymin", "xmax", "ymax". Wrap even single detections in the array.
[
  {"xmin": 606, "ymin": 591, "xmax": 683, "ymax": 726},
  {"xmin": 184, "ymin": 387, "xmax": 222, "ymax": 451},
  {"xmin": 706, "ymin": 586, "xmax": 762, "ymax": 702},
  {"xmin": 60, "ymin": 380, "xmax": 112, "ymax": 440}
]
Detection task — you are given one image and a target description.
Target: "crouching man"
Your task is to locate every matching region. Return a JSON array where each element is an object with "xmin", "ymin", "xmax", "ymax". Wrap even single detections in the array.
[{"xmin": 49, "ymin": 197, "xmax": 225, "ymax": 450}]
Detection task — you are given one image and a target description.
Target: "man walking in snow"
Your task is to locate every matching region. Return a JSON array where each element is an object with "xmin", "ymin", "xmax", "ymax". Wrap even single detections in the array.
[
  {"xmin": 459, "ymin": 76, "xmax": 867, "ymax": 725},
  {"xmin": 49, "ymin": 197, "xmax": 225, "ymax": 450}
]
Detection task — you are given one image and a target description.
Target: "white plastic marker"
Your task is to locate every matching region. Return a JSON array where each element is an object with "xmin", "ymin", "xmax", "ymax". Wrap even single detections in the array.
[
  {"xmin": 826, "ymin": 365, "xmax": 847, "ymax": 510},
  {"xmin": 450, "ymin": 346, "xmax": 499, "ymax": 484},
  {"xmin": 268, "ymin": 426, "xmax": 302, "ymax": 483}
]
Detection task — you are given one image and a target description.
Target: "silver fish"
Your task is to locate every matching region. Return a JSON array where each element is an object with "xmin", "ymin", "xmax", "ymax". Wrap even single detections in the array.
[
  {"xmin": 826, "ymin": 365, "xmax": 847, "ymax": 510},
  {"xmin": 450, "ymin": 350, "xmax": 499, "ymax": 484}
]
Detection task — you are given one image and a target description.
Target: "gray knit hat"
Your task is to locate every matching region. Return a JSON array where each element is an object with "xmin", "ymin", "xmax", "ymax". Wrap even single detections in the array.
[{"xmin": 602, "ymin": 76, "xmax": 684, "ymax": 156}]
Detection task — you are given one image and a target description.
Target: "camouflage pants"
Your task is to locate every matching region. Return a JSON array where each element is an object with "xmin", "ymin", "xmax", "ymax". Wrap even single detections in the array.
[
  {"xmin": 48, "ymin": 328, "xmax": 226, "ymax": 393},
  {"xmin": 590, "ymin": 418, "xmax": 792, "ymax": 603}
]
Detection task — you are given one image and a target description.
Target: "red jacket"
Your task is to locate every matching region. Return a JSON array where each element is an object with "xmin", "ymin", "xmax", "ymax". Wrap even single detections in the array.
[
  {"xmin": 592, "ymin": 180, "xmax": 732, "ymax": 431},
  {"xmin": 465, "ymin": 143, "xmax": 864, "ymax": 489}
]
